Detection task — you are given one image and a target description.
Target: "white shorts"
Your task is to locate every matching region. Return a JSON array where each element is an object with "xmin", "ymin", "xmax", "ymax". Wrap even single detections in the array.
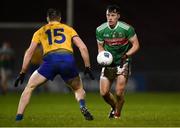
[{"xmin": 100, "ymin": 62, "xmax": 131, "ymax": 80}]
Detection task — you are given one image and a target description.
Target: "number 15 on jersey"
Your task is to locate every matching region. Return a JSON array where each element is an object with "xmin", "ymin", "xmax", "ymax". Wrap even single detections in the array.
[{"xmin": 45, "ymin": 28, "xmax": 66, "ymax": 45}]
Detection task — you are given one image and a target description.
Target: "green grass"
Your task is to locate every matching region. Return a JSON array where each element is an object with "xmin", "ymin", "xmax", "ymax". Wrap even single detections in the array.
[{"xmin": 0, "ymin": 92, "xmax": 180, "ymax": 127}]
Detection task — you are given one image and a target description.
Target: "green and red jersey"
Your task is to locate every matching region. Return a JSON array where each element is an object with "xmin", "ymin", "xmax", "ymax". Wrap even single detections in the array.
[{"xmin": 96, "ymin": 21, "xmax": 136, "ymax": 66}]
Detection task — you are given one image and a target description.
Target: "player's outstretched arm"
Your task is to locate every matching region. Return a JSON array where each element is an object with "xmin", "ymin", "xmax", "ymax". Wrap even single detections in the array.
[
  {"xmin": 21, "ymin": 42, "xmax": 38, "ymax": 73},
  {"xmin": 73, "ymin": 36, "xmax": 90, "ymax": 67},
  {"xmin": 14, "ymin": 42, "xmax": 38, "ymax": 87},
  {"xmin": 72, "ymin": 36, "xmax": 94, "ymax": 80}
]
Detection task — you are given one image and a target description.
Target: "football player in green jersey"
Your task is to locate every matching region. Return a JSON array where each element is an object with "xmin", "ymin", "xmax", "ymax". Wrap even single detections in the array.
[{"xmin": 96, "ymin": 5, "xmax": 140, "ymax": 119}]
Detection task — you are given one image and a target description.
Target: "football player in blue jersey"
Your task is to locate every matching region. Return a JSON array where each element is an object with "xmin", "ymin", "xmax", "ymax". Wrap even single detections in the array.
[{"xmin": 14, "ymin": 8, "xmax": 94, "ymax": 121}]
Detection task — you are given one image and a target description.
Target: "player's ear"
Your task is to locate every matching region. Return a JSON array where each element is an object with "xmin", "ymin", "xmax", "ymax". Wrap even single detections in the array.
[
  {"xmin": 47, "ymin": 17, "xmax": 49, "ymax": 22},
  {"xmin": 57, "ymin": 17, "xmax": 61, "ymax": 22},
  {"xmin": 117, "ymin": 14, "xmax": 120, "ymax": 19}
]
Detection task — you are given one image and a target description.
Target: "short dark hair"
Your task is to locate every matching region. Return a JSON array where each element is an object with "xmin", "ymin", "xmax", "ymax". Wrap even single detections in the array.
[
  {"xmin": 106, "ymin": 5, "xmax": 120, "ymax": 14},
  {"xmin": 47, "ymin": 8, "xmax": 61, "ymax": 21}
]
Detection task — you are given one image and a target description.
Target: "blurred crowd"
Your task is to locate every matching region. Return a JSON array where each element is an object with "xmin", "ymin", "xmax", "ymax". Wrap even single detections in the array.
[
  {"xmin": 0, "ymin": 42, "xmax": 48, "ymax": 95},
  {"xmin": 0, "ymin": 41, "xmax": 15, "ymax": 95}
]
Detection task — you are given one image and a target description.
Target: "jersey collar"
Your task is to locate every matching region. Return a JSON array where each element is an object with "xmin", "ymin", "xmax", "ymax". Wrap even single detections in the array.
[
  {"xmin": 49, "ymin": 21, "xmax": 60, "ymax": 25},
  {"xmin": 107, "ymin": 21, "xmax": 119, "ymax": 30}
]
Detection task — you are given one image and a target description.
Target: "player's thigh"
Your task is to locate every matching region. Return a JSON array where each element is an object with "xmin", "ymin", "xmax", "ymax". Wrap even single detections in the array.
[
  {"xmin": 100, "ymin": 67, "xmax": 115, "ymax": 93},
  {"xmin": 27, "ymin": 70, "xmax": 47, "ymax": 89},
  {"xmin": 100, "ymin": 77, "xmax": 111, "ymax": 94}
]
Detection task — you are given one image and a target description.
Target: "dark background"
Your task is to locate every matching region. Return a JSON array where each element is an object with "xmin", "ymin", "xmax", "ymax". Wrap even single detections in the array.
[{"xmin": 0, "ymin": 0, "xmax": 180, "ymax": 91}]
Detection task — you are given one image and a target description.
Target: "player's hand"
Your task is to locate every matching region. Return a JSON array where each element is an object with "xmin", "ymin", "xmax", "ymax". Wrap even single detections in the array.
[
  {"xmin": 84, "ymin": 67, "xmax": 95, "ymax": 80},
  {"xmin": 14, "ymin": 72, "xmax": 26, "ymax": 87},
  {"xmin": 120, "ymin": 54, "xmax": 128, "ymax": 68}
]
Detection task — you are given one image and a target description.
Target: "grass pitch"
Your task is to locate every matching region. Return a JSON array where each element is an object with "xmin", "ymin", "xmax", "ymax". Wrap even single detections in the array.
[{"xmin": 0, "ymin": 91, "xmax": 180, "ymax": 127}]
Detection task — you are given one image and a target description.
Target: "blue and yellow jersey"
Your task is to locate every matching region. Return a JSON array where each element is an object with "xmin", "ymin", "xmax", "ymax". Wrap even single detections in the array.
[
  {"xmin": 32, "ymin": 21, "xmax": 78, "ymax": 55},
  {"xmin": 31, "ymin": 46, "xmax": 43, "ymax": 65}
]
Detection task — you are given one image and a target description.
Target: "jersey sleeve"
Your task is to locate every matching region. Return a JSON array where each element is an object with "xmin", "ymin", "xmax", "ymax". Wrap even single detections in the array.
[
  {"xmin": 70, "ymin": 27, "xmax": 78, "ymax": 38},
  {"xmin": 96, "ymin": 28, "xmax": 104, "ymax": 43},
  {"xmin": 127, "ymin": 26, "xmax": 136, "ymax": 40},
  {"xmin": 31, "ymin": 30, "xmax": 41, "ymax": 44}
]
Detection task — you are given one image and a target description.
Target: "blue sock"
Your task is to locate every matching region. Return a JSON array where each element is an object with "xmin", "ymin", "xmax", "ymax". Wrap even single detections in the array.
[
  {"xmin": 79, "ymin": 99, "xmax": 85, "ymax": 108},
  {"xmin": 16, "ymin": 114, "xmax": 23, "ymax": 121}
]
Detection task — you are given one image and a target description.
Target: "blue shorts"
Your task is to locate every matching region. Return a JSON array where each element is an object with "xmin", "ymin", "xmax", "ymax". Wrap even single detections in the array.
[{"xmin": 37, "ymin": 52, "xmax": 79, "ymax": 82}]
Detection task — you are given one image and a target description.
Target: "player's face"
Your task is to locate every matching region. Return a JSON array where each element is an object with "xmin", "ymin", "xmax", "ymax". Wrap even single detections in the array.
[{"xmin": 106, "ymin": 10, "xmax": 120, "ymax": 28}]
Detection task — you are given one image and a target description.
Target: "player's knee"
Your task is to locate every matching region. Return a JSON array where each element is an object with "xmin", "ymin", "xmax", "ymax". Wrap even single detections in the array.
[
  {"xmin": 23, "ymin": 86, "xmax": 32, "ymax": 94},
  {"xmin": 100, "ymin": 89, "xmax": 109, "ymax": 96},
  {"xmin": 67, "ymin": 76, "xmax": 83, "ymax": 91},
  {"xmin": 24, "ymin": 84, "xmax": 36, "ymax": 93},
  {"xmin": 115, "ymin": 87, "xmax": 125, "ymax": 96}
]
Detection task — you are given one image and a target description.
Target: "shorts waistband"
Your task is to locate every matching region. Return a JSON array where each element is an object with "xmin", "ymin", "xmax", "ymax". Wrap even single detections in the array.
[{"xmin": 44, "ymin": 49, "xmax": 73, "ymax": 57}]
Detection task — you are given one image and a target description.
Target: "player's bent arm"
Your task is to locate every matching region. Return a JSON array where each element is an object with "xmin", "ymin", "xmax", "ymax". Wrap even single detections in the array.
[
  {"xmin": 97, "ymin": 41, "xmax": 105, "ymax": 53},
  {"xmin": 20, "ymin": 42, "xmax": 38, "ymax": 73},
  {"xmin": 126, "ymin": 35, "xmax": 140, "ymax": 57},
  {"xmin": 72, "ymin": 36, "xmax": 91, "ymax": 67}
]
